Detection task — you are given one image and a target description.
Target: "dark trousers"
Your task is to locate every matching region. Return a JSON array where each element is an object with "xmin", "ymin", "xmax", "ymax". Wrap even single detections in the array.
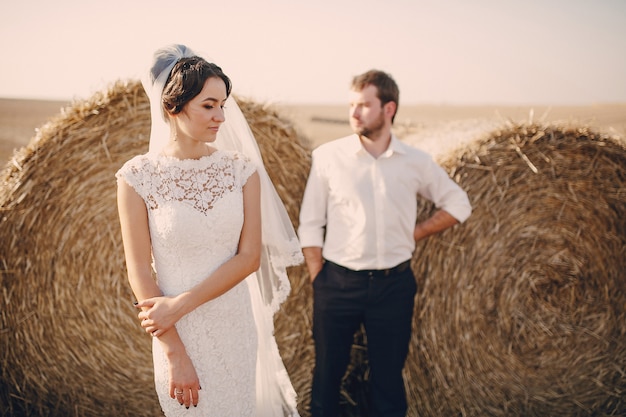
[{"xmin": 311, "ymin": 260, "xmax": 417, "ymax": 417}]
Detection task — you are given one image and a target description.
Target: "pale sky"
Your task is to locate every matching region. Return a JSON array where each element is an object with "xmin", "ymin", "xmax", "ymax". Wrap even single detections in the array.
[{"xmin": 1, "ymin": 0, "xmax": 625, "ymax": 105}]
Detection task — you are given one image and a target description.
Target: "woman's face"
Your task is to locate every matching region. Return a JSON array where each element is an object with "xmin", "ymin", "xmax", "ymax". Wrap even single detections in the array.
[{"xmin": 172, "ymin": 76, "xmax": 228, "ymax": 143}]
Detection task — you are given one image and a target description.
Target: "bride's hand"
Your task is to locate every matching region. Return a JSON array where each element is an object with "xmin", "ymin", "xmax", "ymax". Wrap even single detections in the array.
[
  {"xmin": 168, "ymin": 349, "xmax": 201, "ymax": 408},
  {"xmin": 135, "ymin": 296, "xmax": 184, "ymax": 336}
]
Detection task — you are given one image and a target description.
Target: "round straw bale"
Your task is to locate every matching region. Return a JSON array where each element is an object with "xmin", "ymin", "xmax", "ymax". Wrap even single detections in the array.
[
  {"xmin": 398, "ymin": 124, "xmax": 626, "ymax": 417},
  {"xmin": 0, "ymin": 80, "xmax": 313, "ymax": 416}
]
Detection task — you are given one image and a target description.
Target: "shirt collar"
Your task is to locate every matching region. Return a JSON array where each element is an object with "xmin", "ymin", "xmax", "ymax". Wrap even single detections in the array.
[
  {"xmin": 387, "ymin": 135, "xmax": 407, "ymax": 156},
  {"xmin": 351, "ymin": 133, "xmax": 407, "ymax": 157}
]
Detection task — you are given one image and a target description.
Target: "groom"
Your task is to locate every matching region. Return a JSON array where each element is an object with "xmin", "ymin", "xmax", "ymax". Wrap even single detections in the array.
[{"xmin": 298, "ymin": 69, "xmax": 472, "ymax": 416}]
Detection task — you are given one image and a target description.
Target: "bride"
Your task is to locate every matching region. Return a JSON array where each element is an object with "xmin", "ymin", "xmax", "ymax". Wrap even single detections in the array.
[{"xmin": 116, "ymin": 44, "xmax": 302, "ymax": 416}]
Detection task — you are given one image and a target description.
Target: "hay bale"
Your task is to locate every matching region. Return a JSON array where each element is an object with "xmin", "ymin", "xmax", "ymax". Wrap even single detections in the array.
[
  {"xmin": 0, "ymin": 80, "xmax": 313, "ymax": 416},
  {"xmin": 401, "ymin": 124, "xmax": 626, "ymax": 416}
]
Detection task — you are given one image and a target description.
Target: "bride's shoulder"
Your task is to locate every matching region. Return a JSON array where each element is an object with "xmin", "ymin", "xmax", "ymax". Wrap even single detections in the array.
[
  {"xmin": 115, "ymin": 154, "xmax": 156, "ymax": 188},
  {"xmin": 216, "ymin": 150, "xmax": 257, "ymax": 181}
]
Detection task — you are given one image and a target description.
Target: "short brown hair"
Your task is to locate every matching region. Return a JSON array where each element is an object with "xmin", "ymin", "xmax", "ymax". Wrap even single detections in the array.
[{"xmin": 351, "ymin": 69, "xmax": 399, "ymax": 122}]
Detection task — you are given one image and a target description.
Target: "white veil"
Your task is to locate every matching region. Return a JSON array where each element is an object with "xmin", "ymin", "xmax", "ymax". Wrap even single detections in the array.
[{"xmin": 142, "ymin": 44, "xmax": 303, "ymax": 416}]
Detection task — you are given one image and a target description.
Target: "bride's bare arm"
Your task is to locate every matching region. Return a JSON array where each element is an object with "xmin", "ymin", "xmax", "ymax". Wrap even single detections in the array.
[
  {"xmin": 117, "ymin": 179, "xmax": 160, "ymax": 304},
  {"xmin": 136, "ymin": 171, "xmax": 262, "ymax": 333},
  {"xmin": 117, "ymin": 179, "xmax": 200, "ymax": 407}
]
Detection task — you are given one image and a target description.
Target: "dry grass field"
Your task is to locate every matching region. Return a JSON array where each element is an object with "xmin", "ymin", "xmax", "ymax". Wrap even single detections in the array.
[
  {"xmin": 276, "ymin": 102, "xmax": 626, "ymax": 158},
  {"xmin": 0, "ymin": 98, "xmax": 70, "ymax": 163},
  {"xmin": 1, "ymin": 97, "xmax": 625, "ymax": 165}
]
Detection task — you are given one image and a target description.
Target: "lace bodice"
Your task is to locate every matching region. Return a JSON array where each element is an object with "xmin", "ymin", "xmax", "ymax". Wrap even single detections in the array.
[
  {"xmin": 133, "ymin": 153, "xmax": 243, "ymax": 215},
  {"xmin": 117, "ymin": 150, "xmax": 255, "ymax": 292}
]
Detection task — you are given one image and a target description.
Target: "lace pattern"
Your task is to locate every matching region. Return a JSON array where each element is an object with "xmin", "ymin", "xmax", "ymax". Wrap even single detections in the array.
[{"xmin": 119, "ymin": 150, "xmax": 253, "ymax": 215}]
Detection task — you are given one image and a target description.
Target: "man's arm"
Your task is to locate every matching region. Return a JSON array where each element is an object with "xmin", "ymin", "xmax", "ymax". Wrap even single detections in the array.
[
  {"xmin": 302, "ymin": 246, "xmax": 324, "ymax": 282},
  {"xmin": 413, "ymin": 209, "xmax": 459, "ymax": 242},
  {"xmin": 299, "ymin": 153, "xmax": 328, "ymax": 282}
]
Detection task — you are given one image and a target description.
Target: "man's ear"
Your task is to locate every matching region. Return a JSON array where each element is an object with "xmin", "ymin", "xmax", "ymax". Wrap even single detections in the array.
[{"xmin": 384, "ymin": 101, "xmax": 397, "ymax": 120}]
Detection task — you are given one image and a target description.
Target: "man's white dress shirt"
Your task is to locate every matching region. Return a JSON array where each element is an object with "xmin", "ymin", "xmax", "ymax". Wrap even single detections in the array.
[{"xmin": 298, "ymin": 134, "xmax": 472, "ymax": 271}]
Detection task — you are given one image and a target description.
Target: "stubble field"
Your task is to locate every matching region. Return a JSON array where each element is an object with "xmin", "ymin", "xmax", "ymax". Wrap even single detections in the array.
[{"xmin": 1, "ymin": 97, "xmax": 625, "ymax": 164}]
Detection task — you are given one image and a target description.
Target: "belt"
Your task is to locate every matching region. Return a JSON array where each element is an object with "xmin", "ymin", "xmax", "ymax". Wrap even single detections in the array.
[{"xmin": 325, "ymin": 260, "xmax": 411, "ymax": 278}]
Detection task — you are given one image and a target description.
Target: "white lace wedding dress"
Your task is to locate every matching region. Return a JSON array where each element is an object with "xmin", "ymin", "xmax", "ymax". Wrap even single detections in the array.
[{"xmin": 117, "ymin": 149, "xmax": 259, "ymax": 416}]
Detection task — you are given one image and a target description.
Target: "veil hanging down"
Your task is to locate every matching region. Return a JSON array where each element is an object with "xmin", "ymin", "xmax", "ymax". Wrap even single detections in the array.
[{"xmin": 143, "ymin": 44, "xmax": 303, "ymax": 416}]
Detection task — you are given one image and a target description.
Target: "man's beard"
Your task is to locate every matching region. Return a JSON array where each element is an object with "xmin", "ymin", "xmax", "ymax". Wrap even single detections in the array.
[{"xmin": 353, "ymin": 112, "xmax": 385, "ymax": 138}]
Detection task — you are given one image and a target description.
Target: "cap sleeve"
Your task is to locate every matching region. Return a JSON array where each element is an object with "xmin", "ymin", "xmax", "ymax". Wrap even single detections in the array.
[
  {"xmin": 115, "ymin": 155, "xmax": 149, "ymax": 198},
  {"xmin": 233, "ymin": 151, "xmax": 257, "ymax": 187}
]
